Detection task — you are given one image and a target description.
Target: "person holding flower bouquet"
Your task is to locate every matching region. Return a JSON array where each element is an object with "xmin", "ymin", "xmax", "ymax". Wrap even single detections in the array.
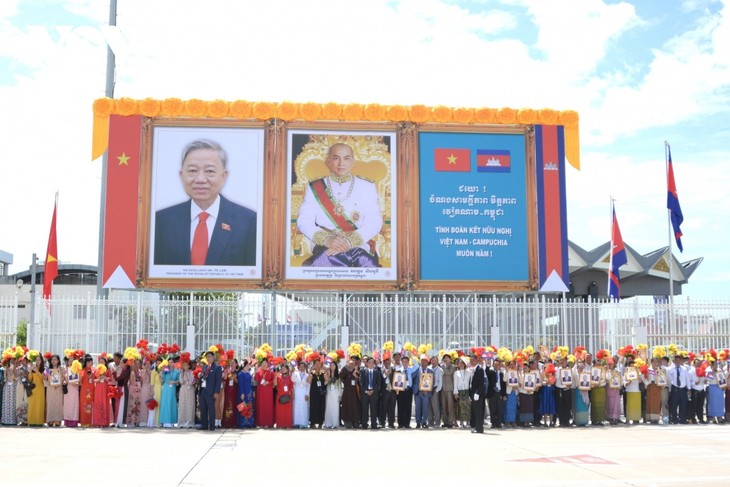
[
  {"xmin": 92, "ymin": 355, "xmax": 112, "ymax": 427},
  {"xmin": 63, "ymin": 356, "xmax": 80, "ymax": 427},
  {"xmin": 274, "ymin": 363, "xmax": 293, "ymax": 429},
  {"xmin": 126, "ymin": 359, "xmax": 143, "ymax": 427},
  {"xmin": 27, "ymin": 354, "xmax": 46, "ymax": 426},
  {"xmin": 254, "ymin": 358, "xmax": 275, "ymax": 428},
  {"xmin": 237, "ymin": 360, "xmax": 255, "ymax": 428},
  {"xmin": 79, "ymin": 357, "xmax": 95, "ymax": 426},
  {"xmin": 15, "ymin": 356, "xmax": 29, "ymax": 425},
  {"xmin": 178, "ymin": 357, "xmax": 196, "ymax": 428},
  {"xmin": 159, "ymin": 357, "xmax": 181, "ymax": 428},
  {"xmin": 222, "ymin": 359, "xmax": 239, "ymax": 428}
]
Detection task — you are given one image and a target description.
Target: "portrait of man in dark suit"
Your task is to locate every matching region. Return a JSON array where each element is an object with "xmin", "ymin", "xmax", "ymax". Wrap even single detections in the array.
[{"xmin": 154, "ymin": 139, "xmax": 257, "ymax": 266}]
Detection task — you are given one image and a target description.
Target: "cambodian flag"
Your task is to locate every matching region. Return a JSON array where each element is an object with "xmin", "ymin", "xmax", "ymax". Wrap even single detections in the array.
[
  {"xmin": 666, "ymin": 146, "xmax": 684, "ymax": 252},
  {"xmin": 608, "ymin": 205, "xmax": 627, "ymax": 300}
]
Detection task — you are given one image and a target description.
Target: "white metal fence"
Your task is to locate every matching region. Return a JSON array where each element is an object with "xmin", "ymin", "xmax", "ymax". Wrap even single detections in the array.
[{"xmin": 2, "ymin": 293, "xmax": 729, "ymax": 358}]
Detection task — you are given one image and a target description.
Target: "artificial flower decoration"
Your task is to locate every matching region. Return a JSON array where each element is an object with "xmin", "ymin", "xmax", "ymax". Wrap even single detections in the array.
[
  {"xmin": 96, "ymin": 364, "xmax": 107, "ymax": 377},
  {"xmin": 27, "ymin": 350, "xmax": 40, "ymax": 362},
  {"xmin": 70, "ymin": 359, "xmax": 82, "ymax": 375},
  {"xmin": 522, "ymin": 345, "xmax": 535, "ymax": 356},
  {"xmin": 382, "ymin": 341, "xmax": 394, "ymax": 352},
  {"xmin": 544, "ymin": 363, "xmax": 557, "ymax": 385},
  {"xmin": 652, "ymin": 346, "xmax": 667, "ymax": 359},
  {"xmin": 668, "ymin": 343, "xmax": 679, "ymax": 357},
  {"xmin": 146, "ymin": 398, "xmax": 158, "ymax": 411},
  {"xmin": 43, "ymin": 351, "xmax": 53, "ymax": 361},
  {"xmin": 347, "ymin": 343, "xmax": 363, "ymax": 359}
]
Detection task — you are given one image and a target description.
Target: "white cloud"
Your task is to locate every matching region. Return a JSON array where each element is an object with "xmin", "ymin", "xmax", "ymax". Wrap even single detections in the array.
[{"xmin": 0, "ymin": 0, "xmax": 728, "ymax": 298}]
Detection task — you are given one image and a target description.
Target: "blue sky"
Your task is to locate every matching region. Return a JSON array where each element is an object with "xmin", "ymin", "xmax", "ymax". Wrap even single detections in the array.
[{"xmin": 0, "ymin": 0, "xmax": 727, "ymax": 298}]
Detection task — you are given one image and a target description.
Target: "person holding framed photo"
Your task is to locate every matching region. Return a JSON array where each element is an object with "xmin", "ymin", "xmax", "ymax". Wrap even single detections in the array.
[
  {"xmin": 623, "ymin": 357, "xmax": 642, "ymax": 425},
  {"xmin": 605, "ymin": 360, "xmax": 623, "ymax": 425},
  {"xmin": 556, "ymin": 356, "xmax": 574, "ymax": 427},
  {"xmin": 412, "ymin": 355, "xmax": 434, "ymax": 429}
]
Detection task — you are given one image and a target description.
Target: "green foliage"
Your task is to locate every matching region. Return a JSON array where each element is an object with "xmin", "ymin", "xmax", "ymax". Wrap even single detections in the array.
[{"xmin": 16, "ymin": 319, "xmax": 27, "ymax": 346}]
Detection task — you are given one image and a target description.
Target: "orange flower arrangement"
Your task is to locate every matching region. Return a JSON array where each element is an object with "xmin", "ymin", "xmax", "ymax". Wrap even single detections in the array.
[
  {"xmin": 452, "ymin": 107, "xmax": 475, "ymax": 124},
  {"xmin": 115, "ymin": 97, "xmax": 139, "ymax": 116},
  {"xmin": 558, "ymin": 110, "xmax": 579, "ymax": 127},
  {"xmin": 321, "ymin": 102, "xmax": 342, "ymax": 120},
  {"xmin": 342, "ymin": 103, "xmax": 364, "ymax": 121},
  {"xmin": 93, "ymin": 97, "xmax": 114, "ymax": 116},
  {"xmin": 160, "ymin": 98, "xmax": 184, "ymax": 117},
  {"xmin": 252, "ymin": 101, "xmax": 275, "ymax": 120},
  {"xmin": 185, "ymin": 98, "xmax": 207, "ymax": 117},
  {"xmin": 408, "ymin": 104, "xmax": 430, "ymax": 123},
  {"xmin": 537, "ymin": 108, "xmax": 558, "ymax": 125},
  {"xmin": 299, "ymin": 102, "xmax": 322, "ymax": 120},
  {"xmin": 139, "ymin": 98, "xmax": 161, "ymax": 117},
  {"xmin": 474, "ymin": 107, "xmax": 496, "ymax": 124},
  {"xmin": 276, "ymin": 101, "xmax": 299, "ymax": 121},
  {"xmin": 496, "ymin": 107, "xmax": 517, "ymax": 124},
  {"xmin": 385, "ymin": 104, "xmax": 408, "ymax": 121},
  {"xmin": 229, "ymin": 100, "xmax": 252, "ymax": 119},
  {"xmin": 363, "ymin": 103, "xmax": 385, "ymax": 121},
  {"xmin": 206, "ymin": 99, "xmax": 230, "ymax": 118},
  {"xmin": 516, "ymin": 108, "xmax": 536, "ymax": 124},
  {"xmin": 431, "ymin": 105, "xmax": 453, "ymax": 123}
]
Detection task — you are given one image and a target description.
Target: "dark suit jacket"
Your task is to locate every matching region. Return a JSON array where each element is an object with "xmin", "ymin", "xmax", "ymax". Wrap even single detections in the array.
[
  {"xmin": 470, "ymin": 365, "xmax": 487, "ymax": 399},
  {"xmin": 198, "ymin": 363, "xmax": 222, "ymax": 398},
  {"xmin": 154, "ymin": 195, "xmax": 257, "ymax": 266},
  {"xmin": 360, "ymin": 366, "xmax": 382, "ymax": 396},
  {"xmin": 485, "ymin": 367, "xmax": 497, "ymax": 399}
]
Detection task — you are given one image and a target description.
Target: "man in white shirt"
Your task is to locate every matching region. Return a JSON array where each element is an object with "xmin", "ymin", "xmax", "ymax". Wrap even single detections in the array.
[
  {"xmin": 669, "ymin": 355, "xmax": 689, "ymax": 424},
  {"xmin": 428, "ymin": 356, "xmax": 443, "ymax": 427},
  {"xmin": 688, "ymin": 357, "xmax": 707, "ymax": 424}
]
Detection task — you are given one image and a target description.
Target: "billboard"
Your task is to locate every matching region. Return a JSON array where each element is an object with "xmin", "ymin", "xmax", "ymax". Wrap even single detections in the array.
[{"xmin": 94, "ymin": 99, "xmax": 575, "ymax": 292}]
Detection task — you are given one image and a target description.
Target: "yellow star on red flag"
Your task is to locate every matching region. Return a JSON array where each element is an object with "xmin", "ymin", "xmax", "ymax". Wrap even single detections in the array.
[
  {"xmin": 117, "ymin": 153, "xmax": 130, "ymax": 166},
  {"xmin": 447, "ymin": 154, "xmax": 458, "ymax": 164}
]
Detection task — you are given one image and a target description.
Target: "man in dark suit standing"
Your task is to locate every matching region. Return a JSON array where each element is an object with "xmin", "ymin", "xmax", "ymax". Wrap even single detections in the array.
[
  {"xmin": 198, "ymin": 351, "xmax": 222, "ymax": 431},
  {"xmin": 154, "ymin": 139, "xmax": 257, "ymax": 266},
  {"xmin": 487, "ymin": 358, "xmax": 503, "ymax": 429},
  {"xmin": 469, "ymin": 354, "xmax": 487, "ymax": 433},
  {"xmin": 360, "ymin": 357, "xmax": 382, "ymax": 429}
]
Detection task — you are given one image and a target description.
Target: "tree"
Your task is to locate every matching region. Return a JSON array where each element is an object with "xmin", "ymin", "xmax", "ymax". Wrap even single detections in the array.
[{"xmin": 16, "ymin": 319, "xmax": 27, "ymax": 346}]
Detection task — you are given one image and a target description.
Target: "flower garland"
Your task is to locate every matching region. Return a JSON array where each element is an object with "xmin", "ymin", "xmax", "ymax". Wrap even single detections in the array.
[{"xmin": 92, "ymin": 97, "xmax": 579, "ymax": 128}]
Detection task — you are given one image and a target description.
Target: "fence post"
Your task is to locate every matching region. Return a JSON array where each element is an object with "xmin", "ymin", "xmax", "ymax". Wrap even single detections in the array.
[
  {"xmin": 587, "ymin": 295, "xmax": 594, "ymax": 353},
  {"xmin": 136, "ymin": 292, "xmax": 142, "ymax": 345},
  {"xmin": 394, "ymin": 293, "xmax": 399, "ymax": 349},
  {"xmin": 442, "ymin": 294, "xmax": 447, "ymax": 349},
  {"xmin": 341, "ymin": 293, "xmax": 348, "ymax": 350},
  {"xmin": 540, "ymin": 294, "xmax": 546, "ymax": 347},
  {"xmin": 491, "ymin": 295, "xmax": 497, "ymax": 348}
]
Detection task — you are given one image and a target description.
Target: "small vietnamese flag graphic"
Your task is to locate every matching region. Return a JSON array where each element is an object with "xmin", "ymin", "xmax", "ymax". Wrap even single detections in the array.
[
  {"xmin": 477, "ymin": 150, "xmax": 511, "ymax": 173},
  {"xmin": 43, "ymin": 196, "xmax": 59, "ymax": 299},
  {"xmin": 434, "ymin": 148, "xmax": 470, "ymax": 172}
]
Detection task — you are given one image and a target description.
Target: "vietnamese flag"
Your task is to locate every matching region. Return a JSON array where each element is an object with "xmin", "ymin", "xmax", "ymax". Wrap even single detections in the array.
[
  {"xmin": 43, "ymin": 197, "xmax": 59, "ymax": 299},
  {"xmin": 434, "ymin": 148, "xmax": 470, "ymax": 172}
]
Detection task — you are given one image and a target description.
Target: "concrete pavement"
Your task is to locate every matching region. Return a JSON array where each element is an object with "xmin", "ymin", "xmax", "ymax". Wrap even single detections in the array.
[{"xmin": 2, "ymin": 423, "xmax": 730, "ymax": 486}]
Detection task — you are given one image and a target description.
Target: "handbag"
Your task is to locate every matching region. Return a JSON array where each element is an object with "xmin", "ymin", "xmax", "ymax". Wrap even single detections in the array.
[
  {"xmin": 63, "ymin": 384, "xmax": 69, "ymax": 394},
  {"xmin": 278, "ymin": 393, "xmax": 291, "ymax": 404}
]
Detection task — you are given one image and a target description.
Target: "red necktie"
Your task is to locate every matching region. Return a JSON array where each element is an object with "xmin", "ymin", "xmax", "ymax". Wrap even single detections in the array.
[{"xmin": 191, "ymin": 212, "xmax": 209, "ymax": 265}]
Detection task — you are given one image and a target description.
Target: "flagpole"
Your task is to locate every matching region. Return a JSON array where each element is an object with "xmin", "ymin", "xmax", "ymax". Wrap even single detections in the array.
[
  {"xmin": 607, "ymin": 195, "xmax": 614, "ymax": 299},
  {"xmin": 665, "ymin": 141, "xmax": 675, "ymax": 335}
]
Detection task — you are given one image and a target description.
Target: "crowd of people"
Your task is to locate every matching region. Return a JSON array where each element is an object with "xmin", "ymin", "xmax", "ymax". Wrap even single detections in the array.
[{"xmin": 1, "ymin": 341, "xmax": 728, "ymax": 432}]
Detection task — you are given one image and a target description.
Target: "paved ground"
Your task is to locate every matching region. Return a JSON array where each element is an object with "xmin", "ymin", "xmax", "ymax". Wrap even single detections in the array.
[{"xmin": 2, "ymin": 423, "xmax": 730, "ymax": 486}]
